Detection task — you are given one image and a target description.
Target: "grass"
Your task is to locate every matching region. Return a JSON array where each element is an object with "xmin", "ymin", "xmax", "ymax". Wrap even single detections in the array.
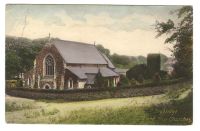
[
  {"xmin": 6, "ymin": 99, "xmax": 36, "ymax": 112},
  {"xmin": 145, "ymin": 92, "xmax": 192, "ymax": 125},
  {"xmin": 55, "ymin": 106, "xmax": 155, "ymax": 124},
  {"xmin": 5, "ymin": 81, "xmax": 192, "ymax": 124}
]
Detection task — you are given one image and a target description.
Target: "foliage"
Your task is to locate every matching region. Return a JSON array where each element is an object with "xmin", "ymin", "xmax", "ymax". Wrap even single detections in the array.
[
  {"xmin": 126, "ymin": 64, "xmax": 148, "ymax": 82},
  {"xmin": 6, "ymin": 101, "xmax": 35, "ymax": 112},
  {"xmin": 41, "ymin": 108, "xmax": 59, "ymax": 116},
  {"xmin": 129, "ymin": 78, "xmax": 138, "ymax": 86},
  {"xmin": 6, "ymin": 51, "xmax": 22, "ymax": 79},
  {"xmin": 57, "ymin": 106, "xmax": 153, "ymax": 124},
  {"xmin": 6, "ymin": 80, "xmax": 18, "ymax": 88},
  {"xmin": 96, "ymin": 44, "xmax": 111, "ymax": 57},
  {"xmin": 6, "ymin": 81, "xmax": 192, "ymax": 124},
  {"xmin": 117, "ymin": 75, "xmax": 130, "ymax": 87},
  {"xmin": 147, "ymin": 54, "xmax": 161, "ymax": 77},
  {"xmin": 145, "ymin": 92, "xmax": 192, "ymax": 125},
  {"xmin": 6, "ymin": 36, "xmax": 44, "ymax": 79},
  {"xmin": 96, "ymin": 44, "xmax": 146, "ymax": 69},
  {"xmin": 96, "ymin": 45, "xmax": 169, "ymax": 70},
  {"xmin": 137, "ymin": 55, "xmax": 147, "ymax": 64},
  {"xmin": 94, "ymin": 71, "xmax": 108, "ymax": 88},
  {"xmin": 153, "ymin": 73, "xmax": 161, "ymax": 83},
  {"xmin": 5, "ymin": 36, "xmax": 60, "ymax": 79},
  {"xmin": 5, "ymin": 36, "xmax": 170, "ymax": 79},
  {"xmin": 111, "ymin": 53, "xmax": 137, "ymax": 69},
  {"xmin": 159, "ymin": 70, "xmax": 168, "ymax": 79},
  {"xmin": 155, "ymin": 6, "xmax": 193, "ymax": 78}
]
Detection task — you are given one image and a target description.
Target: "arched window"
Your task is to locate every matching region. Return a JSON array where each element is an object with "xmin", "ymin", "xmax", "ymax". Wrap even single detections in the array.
[
  {"xmin": 45, "ymin": 55, "xmax": 54, "ymax": 76},
  {"xmin": 68, "ymin": 78, "xmax": 73, "ymax": 89},
  {"xmin": 43, "ymin": 83, "xmax": 51, "ymax": 89},
  {"xmin": 45, "ymin": 85, "xmax": 50, "ymax": 89}
]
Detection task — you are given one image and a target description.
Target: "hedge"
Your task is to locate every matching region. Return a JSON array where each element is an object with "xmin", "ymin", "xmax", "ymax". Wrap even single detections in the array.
[
  {"xmin": 6, "ymin": 78, "xmax": 189, "ymax": 101},
  {"xmin": 6, "ymin": 78, "xmax": 184, "ymax": 94}
]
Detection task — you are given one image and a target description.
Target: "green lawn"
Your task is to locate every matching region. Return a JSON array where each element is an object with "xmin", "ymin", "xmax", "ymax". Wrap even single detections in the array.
[{"xmin": 5, "ymin": 82, "xmax": 192, "ymax": 124}]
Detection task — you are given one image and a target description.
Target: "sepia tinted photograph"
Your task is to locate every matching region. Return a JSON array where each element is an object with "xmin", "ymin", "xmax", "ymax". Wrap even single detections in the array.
[{"xmin": 5, "ymin": 4, "xmax": 193, "ymax": 125}]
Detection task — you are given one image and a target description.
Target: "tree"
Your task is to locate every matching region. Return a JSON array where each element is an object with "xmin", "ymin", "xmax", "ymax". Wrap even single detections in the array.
[
  {"xmin": 94, "ymin": 70, "xmax": 107, "ymax": 88},
  {"xmin": 6, "ymin": 51, "xmax": 21, "ymax": 79},
  {"xmin": 5, "ymin": 36, "xmax": 47, "ymax": 79},
  {"xmin": 137, "ymin": 55, "xmax": 147, "ymax": 64},
  {"xmin": 117, "ymin": 75, "xmax": 130, "ymax": 87},
  {"xmin": 155, "ymin": 6, "xmax": 193, "ymax": 78},
  {"xmin": 126, "ymin": 64, "xmax": 148, "ymax": 82},
  {"xmin": 96, "ymin": 44, "xmax": 111, "ymax": 57},
  {"xmin": 112, "ymin": 53, "xmax": 130, "ymax": 66}
]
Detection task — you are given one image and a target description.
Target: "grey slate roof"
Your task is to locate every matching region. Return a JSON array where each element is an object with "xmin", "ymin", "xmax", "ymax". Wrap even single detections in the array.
[
  {"xmin": 114, "ymin": 68, "xmax": 129, "ymax": 73},
  {"xmin": 86, "ymin": 74, "xmax": 96, "ymax": 84},
  {"xmin": 52, "ymin": 40, "xmax": 108, "ymax": 65},
  {"xmin": 101, "ymin": 53, "xmax": 115, "ymax": 69},
  {"xmin": 67, "ymin": 67, "xmax": 119, "ymax": 80},
  {"xmin": 114, "ymin": 68, "xmax": 128, "ymax": 76}
]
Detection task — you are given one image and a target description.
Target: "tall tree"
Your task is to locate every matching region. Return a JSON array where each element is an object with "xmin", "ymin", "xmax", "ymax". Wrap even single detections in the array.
[
  {"xmin": 6, "ymin": 51, "xmax": 22, "ymax": 79},
  {"xmin": 155, "ymin": 6, "xmax": 193, "ymax": 78},
  {"xmin": 5, "ymin": 36, "xmax": 47, "ymax": 79}
]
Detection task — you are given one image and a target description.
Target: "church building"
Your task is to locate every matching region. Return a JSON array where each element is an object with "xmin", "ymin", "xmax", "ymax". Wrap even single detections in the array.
[{"xmin": 24, "ymin": 39, "xmax": 119, "ymax": 90}]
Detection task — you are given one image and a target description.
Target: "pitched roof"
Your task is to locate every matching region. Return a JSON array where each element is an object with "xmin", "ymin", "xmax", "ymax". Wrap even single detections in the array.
[
  {"xmin": 114, "ymin": 68, "xmax": 128, "ymax": 76},
  {"xmin": 52, "ymin": 40, "xmax": 108, "ymax": 65},
  {"xmin": 114, "ymin": 68, "xmax": 129, "ymax": 73},
  {"xmin": 86, "ymin": 74, "xmax": 96, "ymax": 84},
  {"xmin": 67, "ymin": 67, "xmax": 119, "ymax": 80},
  {"xmin": 101, "ymin": 53, "xmax": 115, "ymax": 69}
]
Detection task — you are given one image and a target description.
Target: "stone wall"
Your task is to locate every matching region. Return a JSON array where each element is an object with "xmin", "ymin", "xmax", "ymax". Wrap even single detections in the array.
[
  {"xmin": 24, "ymin": 69, "xmax": 34, "ymax": 88},
  {"xmin": 64, "ymin": 69, "xmax": 79, "ymax": 89},
  {"xmin": 26, "ymin": 44, "xmax": 65, "ymax": 89}
]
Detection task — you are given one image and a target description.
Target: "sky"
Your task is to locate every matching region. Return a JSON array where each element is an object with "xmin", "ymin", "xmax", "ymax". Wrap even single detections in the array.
[{"xmin": 5, "ymin": 4, "xmax": 183, "ymax": 57}]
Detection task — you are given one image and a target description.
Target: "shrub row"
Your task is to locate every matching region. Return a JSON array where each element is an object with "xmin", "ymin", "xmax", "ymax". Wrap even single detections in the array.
[
  {"xmin": 6, "ymin": 78, "xmax": 185, "ymax": 94},
  {"xmin": 6, "ymin": 78, "xmax": 189, "ymax": 101},
  {"xmin": 6, "ymin": 80, "xmax": 23, "ymax": 88}
]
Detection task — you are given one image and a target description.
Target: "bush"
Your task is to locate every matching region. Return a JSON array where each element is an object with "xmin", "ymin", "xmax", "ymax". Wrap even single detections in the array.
[
  {"xmin": 117, "ymin": 75, "xmax": 130, "ymax": 87},
  {"xmin": 159, "ymin": 70, "xmax": 168, "ymax": 79},
  {"xmin": 130, "ymin": 79, "xmax": 138, "ymax": 86},
  {"xmin": 6, "ymin": 80, "xmax": 17, "ymax": 88},
  {"xmin": 126, "ymin": 64, "xmax": 148, "ymax": 81},
  {"xmin": 137, "ymin": 74, "xmax": 144, "ymax": 83},
  {"xmin": 94, "ymin": 71, "xmax": 108, "ymax": 88},
  {"xmin": 153, "ymin": 73, "xmax": 161, "ymax": 83},
  {"xmin": 16, "ymin": 79, "xmax": 23, "ymax": 87},
  {"xmin": 145, "ymin": 91, "xmax": 192, "ymax": 125}
]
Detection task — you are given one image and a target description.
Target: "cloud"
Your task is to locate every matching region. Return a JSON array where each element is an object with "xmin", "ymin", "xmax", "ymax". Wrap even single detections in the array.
[
  {"xmin": 6, "ymin": 7, "xmax": 174, "ymax": 57},
  {"xmin": 45, "ymin": 15, "xmax": 66, "ymax": 26}
]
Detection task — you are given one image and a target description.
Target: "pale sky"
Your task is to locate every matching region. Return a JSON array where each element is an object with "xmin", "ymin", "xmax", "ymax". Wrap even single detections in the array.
[{"xmin": 5, "ymin": 5, "xmax": 183, "ymax": 57}]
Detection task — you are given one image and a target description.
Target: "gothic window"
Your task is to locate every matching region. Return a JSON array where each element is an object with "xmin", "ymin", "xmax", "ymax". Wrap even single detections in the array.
[
  {"xmin": 45, "ymin": 55, "xmax": 54, "ymax": 76},
  {"xmin": 68, "ymin": 78, "xmax": 73, "ymax": 89},
  {"xmin": 45, "ymin": 85, "xmax": 50, "ymax": 89}
]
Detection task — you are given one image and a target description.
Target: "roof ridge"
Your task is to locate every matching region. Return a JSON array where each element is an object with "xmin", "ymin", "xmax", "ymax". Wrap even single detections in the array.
[
  {"xmin": 51, "ymin": 39, "xmax": 110, "ymax": 65},
  {"xmin": 52, "ymin": 39, "xmax": 95, "ymax": 46},
  {"xmin": 97, "ymin": 50, "xmax": 108, "ymax": 64}
]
